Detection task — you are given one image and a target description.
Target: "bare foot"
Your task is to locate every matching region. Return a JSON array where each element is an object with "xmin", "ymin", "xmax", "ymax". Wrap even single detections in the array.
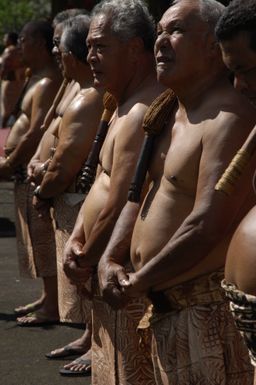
[
  {"xmin": 59, "ymin": 351, "xmax": 91, "ymax": 376},
  {"xmin": 46, "ymin": 326, "xmax": 91, "ymax": 358},
  {"xmin": 14, "ymin": 298, "xmax": 44, "ymax": 316},
  {"xmin": 45, "ymin": 343, "xmax": 86, "ymax": 359},
  {"xmin": 45, "ymin": 334, "xmax": 91, "ymax": 359},
  {"xmin": 16, "ymin": 310, "xmax": 59, "ymax": 327}
]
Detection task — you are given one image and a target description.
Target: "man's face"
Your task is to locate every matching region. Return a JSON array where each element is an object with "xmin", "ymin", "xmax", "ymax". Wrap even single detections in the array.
[
  {"xmin": 52, "ymin": 23, "xmax": 64, "ymax": 70},
  {"xmin": 220, "ymin": 31, "xmax": 256, "ymax": 107},
  {"xmin": 58, "ymin": 39, "xmax": 73, "ymax": 80},
  {"xmin": 18, "ymin": 25, "xmax": 37, "ymax": 66},
  {"xmin": 154, "ymin": 1, "xmax": 209, "ymax": 88},
  {"xmin": 86, "ymin": 15, "xmax": 131, "ymax": 91}
]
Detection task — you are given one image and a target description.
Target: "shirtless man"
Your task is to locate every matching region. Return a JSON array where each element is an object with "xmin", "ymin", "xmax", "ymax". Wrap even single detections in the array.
[
  {"xmin": 215, "ymin": 1, "xmax": 256, "ymax": 384},
  {"xmin": 0, "ymin": 20, "xmax": 62, "ymax": 321},
  {"xmin": 0, "ymin": 20, "xmax": 62, "ymax": 177},
  {"xmin": 0, "ymin": 31, "xmax": 24, "ymax": 128},
  {"xmin": 13, "ymin": 13, "xmax": 83, "ymax": 324},
  {"xmin": 61, "ymin": 0, "xmax": 165, "ymax": 380},
  {"xmin": 17, "ymin": 17, "xmax": 104, "ymax": 376},
  {"xmin": 97, "ymin": 1, "xmax": 256, "ymax": 384}
]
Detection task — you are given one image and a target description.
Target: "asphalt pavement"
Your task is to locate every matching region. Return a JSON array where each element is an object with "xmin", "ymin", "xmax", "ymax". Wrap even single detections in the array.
[{"xmin": 0, "ymin": 182, "xmax": 91, "ymax": 385}]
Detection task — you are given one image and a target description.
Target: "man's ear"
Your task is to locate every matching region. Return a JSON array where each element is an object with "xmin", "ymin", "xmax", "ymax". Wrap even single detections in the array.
[
  {"xmin": 128, "ymin": 36, "xmax": 144, "ymax": 61},
  {"xmin": 206, "ymin": 33, "xmax": 221, "ymax": 58},
  {"xmin": 36, "ymin": 36, "xmax": 47, "ymax": 50}
]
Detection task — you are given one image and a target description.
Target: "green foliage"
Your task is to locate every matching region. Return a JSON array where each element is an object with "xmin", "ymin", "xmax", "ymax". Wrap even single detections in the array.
[{"xmin": 0, "ymin": 0, "xmax": 51, "ymax": 38}]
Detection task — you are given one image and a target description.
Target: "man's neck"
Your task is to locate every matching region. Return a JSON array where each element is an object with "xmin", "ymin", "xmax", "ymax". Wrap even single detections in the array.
[
  {"xmin": 112, "ymin": 53, "xmax": 156, "ymax": 106},
  {"xmin": 174, "ymin": 71, "xmax": 225, "ymax": 112},
  {"xmin": 74, "ymin": 67, "xmax": 94, "ymax": 90},
  {"xmin": 29, "ymin": 56, "xmax": 55, "ymax": 78}
]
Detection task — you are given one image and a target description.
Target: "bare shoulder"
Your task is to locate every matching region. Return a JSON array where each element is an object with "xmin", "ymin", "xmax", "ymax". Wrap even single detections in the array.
[
  {"xmin": 202, "ymin": 85, "xmax": 256, "ymax": 147},
  {"xmin": 61, "ymin": 86, "xmax": 104, "ymax": 125}
]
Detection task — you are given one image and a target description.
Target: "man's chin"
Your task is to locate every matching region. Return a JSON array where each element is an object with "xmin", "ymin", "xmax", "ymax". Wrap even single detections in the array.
[{"xmin": 93, "ymin": 75, "xmax": 105, "ymax": 88}]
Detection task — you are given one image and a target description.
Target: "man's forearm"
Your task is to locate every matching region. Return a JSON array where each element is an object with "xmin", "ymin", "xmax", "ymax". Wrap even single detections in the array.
[
  {"xmin": 93, "ymin": 201, "xmax": 141, "ymax": 267},
  {"xmin": 135, "ymin": 220, "xmax": 221, "ymax": 292},
  {"xmin": 37, "ymin": 169, "xmax": 71, "ymax": 199}
]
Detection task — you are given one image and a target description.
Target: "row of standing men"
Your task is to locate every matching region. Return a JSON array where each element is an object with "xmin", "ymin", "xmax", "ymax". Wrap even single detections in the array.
[{"xmin": 1, "ymin": 0, "xmax": 256, "ymax": 384}]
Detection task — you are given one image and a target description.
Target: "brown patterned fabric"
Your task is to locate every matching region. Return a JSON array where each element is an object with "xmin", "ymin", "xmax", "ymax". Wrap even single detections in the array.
[
  {"xmin": 150, "ymin": 271, "xmax": 253, "ymax": 385},
  {"xmin": 53, "ymin": 194, "xmax": 91, "ymax": 324},
  {"xmin": 91, "ymin": 278, "xmax": 155, "ymax": 385},
  {"xmin": 14, "ymin": 182, "xmax": 57, "ymax": 278},
  {"xmin": 222, "ymin": 280, "xmax": 256, "ymax": 368}
]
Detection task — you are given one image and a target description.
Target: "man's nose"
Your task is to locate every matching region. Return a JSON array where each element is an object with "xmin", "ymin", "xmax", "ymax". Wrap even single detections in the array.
[
  {"xmin": 52, "ymin": 45, "xmax": 59, "ymax": 56},
  {"xmin": 155, "ymin": 32, "xmax": 169, "ymax": 54}
]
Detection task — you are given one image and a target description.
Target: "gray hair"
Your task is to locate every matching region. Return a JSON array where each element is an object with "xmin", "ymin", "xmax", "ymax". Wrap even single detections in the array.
[
  {"xmin": 199, "ymin": 0, "xmax": 225, "ymax": 31},
  {"xmin": 61, "ymin": 15, "xmax": 91, "ymax": 63},
  {"xmin": 52, "ymin": 8, "xmax": 89, "ymax": 28},
  {"xmin": 171, "ymin": 0, "xmax": 225, "ymax": 31},
  {"xmin": 91, "ymin": 0, "xmax": 155, "ymax": 52}
]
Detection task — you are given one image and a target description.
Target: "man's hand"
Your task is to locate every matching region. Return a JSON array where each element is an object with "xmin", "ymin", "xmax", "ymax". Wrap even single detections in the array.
[
  {"xmin": 27, "ymin": 160, "xmax": 47, "ymax": 185},
  {"xmin": 63, "ymin": 237, "xmax": 93, "ymax": 286},
  {"xmin": 0, "ymin": 157, "xmax": 13, "ymax": 179},
  {"xmin": 119, "ymin": 272, "xmax": 148, "ymax": 298},
  {"xmin": 98, "ymin": 259, "xmax": 130, "ymax": 310},
  {"xmin": 32, "ymin": 194, "xmax": 51, "ymax": 218}
]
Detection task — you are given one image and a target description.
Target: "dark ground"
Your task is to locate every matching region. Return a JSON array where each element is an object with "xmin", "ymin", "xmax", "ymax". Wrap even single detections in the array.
[{"xmin": 0, "ymin": 182, "xmax": 91, "ymax": 385}]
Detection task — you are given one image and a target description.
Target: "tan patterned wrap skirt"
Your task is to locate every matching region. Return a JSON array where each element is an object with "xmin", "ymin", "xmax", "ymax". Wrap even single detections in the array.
[
  {"xmin": 53, "ymin": 193, "xmax": 91, "ymax": 324},
  {"xmin": 14, "ymin": 182, "xmax": 57, "ymax": 278},
  {"xmin": 150, "ymin": 270, "xmax": 253, "ymax": 385},
  {"xmin": 91, "ymin": 277, "xmax": 155, "ymax": 385}
]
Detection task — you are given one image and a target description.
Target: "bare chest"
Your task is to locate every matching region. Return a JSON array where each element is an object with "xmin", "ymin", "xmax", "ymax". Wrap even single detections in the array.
[
  {"xmin": 98, "ymin": 115, "xmax": 123, "ymax": 175},
  {"xmin": 162, "ymin": 122, "xmax": 203, "ymax": 195}
]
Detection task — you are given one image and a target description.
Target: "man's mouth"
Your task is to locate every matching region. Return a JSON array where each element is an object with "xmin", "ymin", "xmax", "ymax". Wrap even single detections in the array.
[{"xmin": 156, "ymin": 56, "xmax": 172, "ymax": 68}]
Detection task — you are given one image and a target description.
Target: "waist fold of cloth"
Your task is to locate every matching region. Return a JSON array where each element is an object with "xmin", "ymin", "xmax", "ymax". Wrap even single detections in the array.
[{"xmin": 148, "ymin": 269, "xmax": 225, "ymax": 314}]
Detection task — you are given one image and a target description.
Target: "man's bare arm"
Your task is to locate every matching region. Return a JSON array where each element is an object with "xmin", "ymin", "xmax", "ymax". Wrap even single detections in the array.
[
  {"xmin": 125, "ymin": 111, "xmax": 256, "ymax": 294},
  {"xmin": 78, "ymin": 105, "xmax": 146, "ymax": 267},
  {"xmin": 37, "ymin": 89, "xmax": 103, "ymax": 198}
]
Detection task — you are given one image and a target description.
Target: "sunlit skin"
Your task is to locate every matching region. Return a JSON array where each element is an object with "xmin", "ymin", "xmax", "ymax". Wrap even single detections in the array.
[
  {"xmin": 0, "ymin": 23, "xmax": 62, "ymax": 178},
  {"xmin": 86, "ymin": 15, "xmax": 146, "ymax": 100},
  {"xmin": 52, "ymin": 23, "xmax": 65, "ymax": 73},
  {"xmin": 154, "ymin": 3, "xmax": 212, "ymax": 92},
  {"xmin": 97, "ymin": 1, "xmax": 256, "ymax": 310}
]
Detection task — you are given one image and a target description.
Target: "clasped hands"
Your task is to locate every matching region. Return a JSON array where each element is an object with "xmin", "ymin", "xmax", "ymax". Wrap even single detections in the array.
[
  {"xmin": 63, "ymin": 237, "xmax": 93, "ymax": 292},
  {"xmin": 98, "ymin": 259, "xmax": 147, "ymax": 310},
  {"xmin": 0, "ymin": 156, "xmax": 13, "ymax": 179}
]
